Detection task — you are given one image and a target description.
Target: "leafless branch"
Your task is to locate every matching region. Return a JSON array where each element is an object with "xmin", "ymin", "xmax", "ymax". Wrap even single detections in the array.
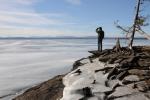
[{"xmin": 137, "ymin": 30, "xmax": 150, "ymax": 40}]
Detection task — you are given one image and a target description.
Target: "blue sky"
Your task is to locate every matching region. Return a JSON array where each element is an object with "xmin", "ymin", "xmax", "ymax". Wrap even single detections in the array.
[{"xmin": 0, "ymin": 0, "xmax": 149, "ymax": 37}]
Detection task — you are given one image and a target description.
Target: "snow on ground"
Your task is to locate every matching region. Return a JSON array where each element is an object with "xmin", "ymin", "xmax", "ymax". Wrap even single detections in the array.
[{"xmin": 61, "ymin": 58, "xmax": 118, "ymax": 100}]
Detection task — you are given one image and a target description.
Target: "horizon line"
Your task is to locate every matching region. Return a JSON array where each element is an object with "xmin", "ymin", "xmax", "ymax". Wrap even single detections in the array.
[{"xmin": 0, "ymin": 36, "xmax": 146, "ymax": 39}]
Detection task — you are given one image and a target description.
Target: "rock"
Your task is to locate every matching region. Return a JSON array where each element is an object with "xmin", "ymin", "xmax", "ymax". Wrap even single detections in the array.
[
  {"xmin": 122, "ymin": 75, "xmax": 140, "ymax": 85},
  {"xmin": 88, "ymin": 49, "xmax": 111, "ymax": 57},
  {"xmin": 112, "ymin": 83, "xmax": 121, "ymax": 90},
  {"xmin": 114, "ymin": 58, "xmax": 124, "ymax": 63},
  {"xmin": 88, "ymin": 50, "xmax": 103, "ymax": 56},
  {"xmin": 107, "ymin": 66, "xmax": 118, "ymax": 79},
  {"xmin": 99, "ymin": 56, "xmax": 110, "ymax": 62},
  {"xmin": 123, "ymin": 75, "xmax": 140, "ymax": 82},
  {"xmin": 107, "ymin": 58, "xmax": 117, "ymax": 64},
  {"xmin": 13, "ymin": 75, "xmax": 65, "ymax": 100},
  {"xmin": 88, "ymin": 56, "xmax": 94, "ymax": 63},
  {"xmin": 82, "ymin": 87, "xmax": 93, "ymax": 97},
  {"xmin": 116, "ymin": 71, "xmax": 128, "ymax": 80},
  {"xmin": 128, "ymin": 69, "xmax": 150, "ymax": 77},
  {"xmin": 92, "ymin": 80, "xmax": 96, "ymax": 84},
  {"xmin": 108, "ymin": 85, "xmax": 139, "ymax": 99},
  {"xmin": 74, "ymin": 69, "xmax": 82, "ymax": 75},
  {"xmin": 136, "ymin": 81, "xmax": 150, "ymax": 92},
  {"xmin": 104, "ymin": 90, "xmax": 114, "ymax": 96},
  {"xmin": 72, "ymin": 58, "xmax": 85, "ymax": 70},
  {"xmin": 95, "ymin": 67, "xmax": 112, "ymax": 73}
]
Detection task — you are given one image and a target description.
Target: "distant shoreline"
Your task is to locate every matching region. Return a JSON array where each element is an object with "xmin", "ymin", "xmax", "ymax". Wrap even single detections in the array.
[{"xmin": 0, "ymin": 36, "xmax": 147, "ymax": 40}]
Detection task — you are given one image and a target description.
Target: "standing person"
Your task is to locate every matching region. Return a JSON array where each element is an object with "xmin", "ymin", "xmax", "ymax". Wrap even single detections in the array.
[{"xmin": 96, "ymin": 27, "xmax": 104, "ymax": 52}]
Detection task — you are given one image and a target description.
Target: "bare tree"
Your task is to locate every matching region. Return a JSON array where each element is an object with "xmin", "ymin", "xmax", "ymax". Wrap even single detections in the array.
[{"xmin": 115, "ymin": 0, "xmax": 150, "ymax": 49}]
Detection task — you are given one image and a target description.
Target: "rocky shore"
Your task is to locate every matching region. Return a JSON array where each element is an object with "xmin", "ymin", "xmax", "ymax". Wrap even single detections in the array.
[
  {"xmin": 14, "ymin": 46, "xmax": 150, "ymax": 100},
  {"xmin": 13, "ymin": 75, "xmax": 65, "ymax": 100}
]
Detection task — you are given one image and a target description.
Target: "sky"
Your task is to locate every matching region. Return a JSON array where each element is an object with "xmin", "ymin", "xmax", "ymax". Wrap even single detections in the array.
[{"xmin": 0, "ymin": 0, "xmax": 150, "ymax": 37}]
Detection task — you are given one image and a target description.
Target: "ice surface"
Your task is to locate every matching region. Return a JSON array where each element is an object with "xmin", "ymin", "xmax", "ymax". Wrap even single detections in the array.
[
  {"xmin": 61, "ymin": 58, "xmax": 118, "ymax": 100},
  {"xmin": 0, "ymin": 39, "xmax": 93, "ymax": 99}
]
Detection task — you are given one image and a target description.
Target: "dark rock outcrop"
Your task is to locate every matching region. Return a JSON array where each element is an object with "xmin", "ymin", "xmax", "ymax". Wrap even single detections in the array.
[{"xmin": 13, "ymin": 75, "xmax": 65, "ymax": 100}]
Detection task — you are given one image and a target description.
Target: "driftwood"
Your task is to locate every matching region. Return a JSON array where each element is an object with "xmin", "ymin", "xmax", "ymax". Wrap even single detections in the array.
[
  {"xmin": 92, "ymin": 80, "xmax": 96, "ymax": 84},
  {"xmin": 95, "ymin": 67, "xmax": 113, "ymax": 73},
  {"xmin": 88, "ymin": 56, "xmax": 93, "ymax": 63},
  {"xmin": 88, "ymin": 49, "xmax": 111, "ymax": 57},
  {"xmin": 72, "ymin": 58, "xmax": 86, "ymax": 70},
  {"xmin": 107, "ymin": 66, "xmax": 118, "ymax": 79},
  {"xmin": 116, "ymin": 71, "xmax": 128, "ymax": 80},
  {"xmin": 113, "ymin": 38, "xmax": 121, "ymax": 52},
  {"xmin": 73, "ymin": 69, "xmax": 82, "ymax": 75}
]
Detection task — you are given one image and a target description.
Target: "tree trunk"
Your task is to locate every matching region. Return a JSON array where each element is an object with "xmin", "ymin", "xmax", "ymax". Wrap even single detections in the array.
[{"xmin": 128, "ymin": 0, "xmax": 141, "ymax": 49}]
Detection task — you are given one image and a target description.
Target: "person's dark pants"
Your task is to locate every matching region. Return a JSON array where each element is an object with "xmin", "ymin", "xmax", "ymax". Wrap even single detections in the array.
[{"xmin": 98, "ymin": 37, "xmax": 103, "ymax": 52}]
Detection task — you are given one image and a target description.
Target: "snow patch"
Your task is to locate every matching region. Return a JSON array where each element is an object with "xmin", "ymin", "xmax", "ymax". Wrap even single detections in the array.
[{"xmin": 61, "ymin": 59, "xmax": 118, "ymax": 100}]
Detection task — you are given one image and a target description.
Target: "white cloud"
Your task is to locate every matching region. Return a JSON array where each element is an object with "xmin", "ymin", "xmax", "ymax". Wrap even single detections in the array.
[
  {"xmin": 65, "ymin": 0, "xmax": 81, "ymax": 5},
  {"xmin": 0, "ymin": 27, "xmax": 87, "ymax": 37},
  {"xmin": 0, "ymin": 0, "xmax": 78, "ymax": 37},
  {"xmin": 0, "ymin": 0, "xmax": 39, "ymax": 12},
  {"xmin": 0, "ymin": 11, "xmax": 64, "ymax": 26},
  {"xmin": 0, "ymin": 0, "xmax": 39, "ymax": 6},
  {"xmin": 0, "ymin": 0, "xmax": 47, "ymax": 27},
  {"xmin": 12, "ymin": 0, "xmax": 40, "ymax": 5},
  {"xmin": 0, "ymin": 11, "xmax": 64, "ymax": 17}
]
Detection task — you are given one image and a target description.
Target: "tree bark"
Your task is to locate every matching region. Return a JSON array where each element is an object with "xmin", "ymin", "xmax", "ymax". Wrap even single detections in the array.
[{"xmin": 128, "ymin": 0, "xmax": 141, "ymax": 49}]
